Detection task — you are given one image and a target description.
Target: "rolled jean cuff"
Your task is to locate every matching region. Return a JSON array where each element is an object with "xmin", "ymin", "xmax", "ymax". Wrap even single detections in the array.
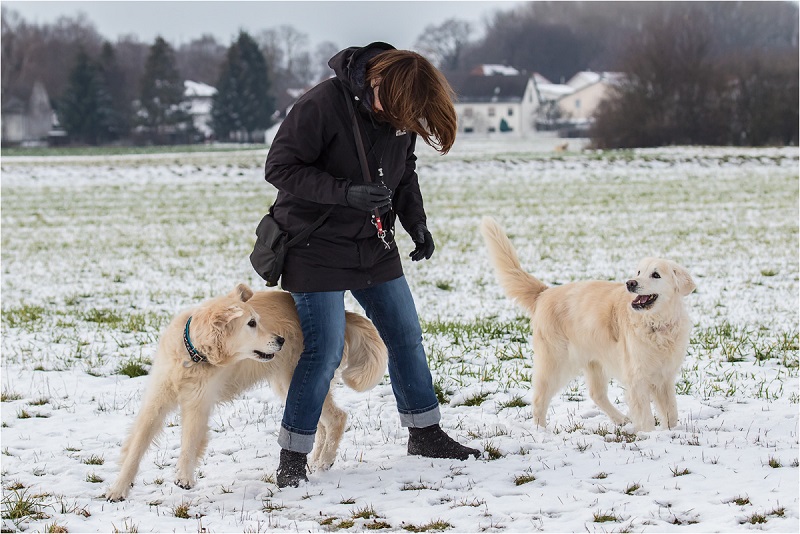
[
  {"xmin": 399, "ymin": 404, "xmax": 441, "ymax": 428},
  {"xmin": 278, "ymin": 425, "xmax": 316, "ymax": 454}
]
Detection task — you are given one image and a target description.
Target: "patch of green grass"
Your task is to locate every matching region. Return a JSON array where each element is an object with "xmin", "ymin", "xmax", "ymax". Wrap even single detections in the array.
[
  {"xmin": 173, "ymin": 501, "xmax": 191, "ymax": 519},
  {"xmin": 624, "ymin": 483, "xmax": 641, "ymax": 495},
  {"xmin": 461, "ymin": 391, "xmax": 490, "ymax": 407},
  {"xmin": 741, "ymin": 513, "xmax": 768, "ymax": 525},
  {"xmin": 498, "ymin": 395, "xmax": 528, "ymax": 409},
  {"xmin": 1, "ymin": 390, "xmax": 23, "ymax": 402},
  {"xmin": 483, "ymin": 441, "xmax": 504, "ymax": 460},
  {"xmin": 593, "ymin": 472, "xmax": 609, "ymax": 479},
  {"xmin": 1, "ymin": 488, "xmax": 49, "ymax": 522},
  {"xmin": 670, "ymin": 465, "xmax": 690, "ymax": 477},
  {"xmin": 433, "ymin": 379, "xmax": 451, "ymax": 405},
  {"xmin": 767, "ymin": 456, "xmax": 782, "ymax": 468},
  {"xmin": 403, "ymin": 519, "xmax": 453, "ymax": 532},
  {"xmin": 115, "ymin": 358, "xmax": 150, "ymax": 378},
  {"xmin": 593, "ymin": 510, "xmax": 620, "ymax": 523},
  {"xmin": 86, "ymin": 472, "xmax": 104, "ymax": 483},
  {"xmin": 352, "ymin": 505, "xmax": 378, "ymax": 519},
  {"xmin": 262, "ymin": 499, "xmax": 286, "ymax": 513},
  {"xmin": 727, "ymin": 496, "xmax": 751, "ymax": 506},
  {"xmin": 514, "ymin": 472, "xmax": 536, "ymax": 486},
  {"xmin": 2, "ymin": 304, "xmax": 46, "ymax": 329},
  {"xmin": 364, "ymin": 519, "xmax": 393, "ymax": 529},
  {"xmin": 339, "ymin": 497, "xmax": 356, "ymax": 505},
  {"xmin": 82, "ymin": 454, "xmax": 104, "ymax": 465}
]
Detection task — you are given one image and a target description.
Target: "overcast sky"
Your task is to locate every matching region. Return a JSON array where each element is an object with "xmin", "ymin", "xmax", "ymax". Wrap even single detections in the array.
[{"xmin": 4, "ymin": 0, "xmax": 524, "ymax": 50}]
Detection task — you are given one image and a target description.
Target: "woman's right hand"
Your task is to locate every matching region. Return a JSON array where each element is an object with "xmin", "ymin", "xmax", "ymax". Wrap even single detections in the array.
[{"xmin": 344, "ymin": 183, "xmax": 393, "ymax": 211}]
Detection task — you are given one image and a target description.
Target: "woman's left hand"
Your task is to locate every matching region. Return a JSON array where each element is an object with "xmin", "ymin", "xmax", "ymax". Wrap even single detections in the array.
[{"xmin": 409, "ymin": 223, "xmax": 435, "ymax": 261}]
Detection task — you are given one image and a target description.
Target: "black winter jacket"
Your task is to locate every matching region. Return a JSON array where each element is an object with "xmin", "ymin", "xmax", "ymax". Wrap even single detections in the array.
[{"xmin": 264, "ymin": 42, "xmax": 427, "ymax": 292}]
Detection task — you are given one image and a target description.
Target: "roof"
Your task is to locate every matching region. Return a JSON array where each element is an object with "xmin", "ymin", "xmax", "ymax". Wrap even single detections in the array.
[
  {"xmin": 184, "ymin": 80, "xmax": 217, "ymax": 98},
  {"xmin": 446, "ymin": 73, "xmax": 531, "ymax": 103},
  {"xmin": 565, "ymin": 71, "xmax": 625, "ymax": 90},
  {"xmin": 471, "ymin": 64, "xmax": 520, "ymax": 76}
]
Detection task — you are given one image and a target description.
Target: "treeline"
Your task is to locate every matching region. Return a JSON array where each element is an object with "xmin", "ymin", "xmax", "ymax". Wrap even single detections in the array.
[
  {"xmin": 2, "ymin": 2, "xmax": 798, "ymax": 148},
  {"xmin": 1, "ymin": 7, "xmax": 337, "ymax": 144}
]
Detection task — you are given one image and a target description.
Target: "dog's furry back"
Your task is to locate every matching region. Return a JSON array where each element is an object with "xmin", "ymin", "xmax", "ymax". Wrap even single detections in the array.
[{"xmin": 480, "ymin": 216, "xmax": 548, "ymax": 312}]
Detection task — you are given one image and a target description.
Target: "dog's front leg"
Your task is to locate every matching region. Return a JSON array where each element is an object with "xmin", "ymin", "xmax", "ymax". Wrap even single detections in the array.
[
  {"xmin": 625, "ymin": 383, "xmax": 655, "ymax": 432},
  {"xmin": 174, "ymin": 394, "xmax": 214, "ymax": 489},
  {"xmin": 652, "ymin": 382, "xmax": 679, "ymax": 429},
  {"xmin": 106, "ymin": 376, "xmax": 176, "ymax": 501}
]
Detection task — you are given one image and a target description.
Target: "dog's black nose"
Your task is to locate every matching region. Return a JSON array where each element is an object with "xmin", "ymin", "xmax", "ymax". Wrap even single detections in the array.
[
  {"xmin": 626, "ymin": 280, "xmax": 638, "ymax": 292},
  {"xmin": 275, "ymin": 336, "xmax": 285, "ymax": 347}
]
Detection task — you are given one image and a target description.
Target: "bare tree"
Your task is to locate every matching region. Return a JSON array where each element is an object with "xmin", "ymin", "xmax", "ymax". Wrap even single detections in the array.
[
  {"xmin": 176, "ymin": 34, "xmax": 226, "ymax": 85},
  {"xmin": 414, "ymin": 18, "xmax": 473, "ymax": 71}
]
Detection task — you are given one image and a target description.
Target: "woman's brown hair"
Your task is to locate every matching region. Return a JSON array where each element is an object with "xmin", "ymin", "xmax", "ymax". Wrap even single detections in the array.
[{"xmin": 366, "ymin": 50, "xmax": 456, "ymax": 154}]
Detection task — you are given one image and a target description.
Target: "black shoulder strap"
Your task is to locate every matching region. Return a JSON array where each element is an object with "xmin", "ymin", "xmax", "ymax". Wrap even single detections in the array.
[
  {"xmin": 341, "ymin": 83, "xmax": 374, "ymax": 184},
  {"xmin": 285, "ymin": 205, "xmax": 334, "ymax": 248}
]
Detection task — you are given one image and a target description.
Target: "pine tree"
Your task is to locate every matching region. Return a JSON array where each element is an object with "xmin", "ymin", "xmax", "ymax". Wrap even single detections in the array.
[
  {"xmin": 212, "ymin": 32, "xmax": 275, "ymax": 142},
  {"xmin": 97, "ymin": 42, "xmax": 129, "ymax": 139},
  {"xmin": 137, "ymin": 36, "xmax": 192, "ymax": 144},
  {"xmin": 59, "ymin": 48, "xmax": 117, "ymax": 145}
]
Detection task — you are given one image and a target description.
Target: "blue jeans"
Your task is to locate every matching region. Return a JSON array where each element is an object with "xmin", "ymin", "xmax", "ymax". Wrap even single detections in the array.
[{"xmin": 278, "ymin": 275, "xmax": 441, "ymax": 453}]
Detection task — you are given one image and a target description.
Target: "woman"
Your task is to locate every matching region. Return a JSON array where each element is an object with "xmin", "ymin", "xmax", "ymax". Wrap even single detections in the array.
[{"xmin": 263, "ymin": 42, "xmax": 480, "ymax": 488}]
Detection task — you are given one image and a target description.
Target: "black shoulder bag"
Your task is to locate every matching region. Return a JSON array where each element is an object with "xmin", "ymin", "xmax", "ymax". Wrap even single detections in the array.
[{"xmin": 250, "ymin": 202, "xmax": 333, "ymax": 287}]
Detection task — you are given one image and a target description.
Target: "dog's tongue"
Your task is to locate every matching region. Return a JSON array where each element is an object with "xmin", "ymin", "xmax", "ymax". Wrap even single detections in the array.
[{"xmin": 634, "ymin": 295, "xmax": 649, "ymax": 304}]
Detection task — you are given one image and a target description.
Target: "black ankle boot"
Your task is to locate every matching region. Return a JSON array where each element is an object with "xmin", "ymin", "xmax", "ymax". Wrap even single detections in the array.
[
  {"xmin": 276, "ymin": 449, "xmax": 308, "ymax": 488},
  {"xmin": 408, "ymin": 424, "xmax": 481, "ymax": 460}
]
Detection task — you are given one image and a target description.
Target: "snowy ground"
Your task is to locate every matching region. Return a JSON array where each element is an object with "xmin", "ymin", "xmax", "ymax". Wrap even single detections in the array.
[{"xmin": 1, "ymin": 136, "xmax": 798, "ymax": 532}]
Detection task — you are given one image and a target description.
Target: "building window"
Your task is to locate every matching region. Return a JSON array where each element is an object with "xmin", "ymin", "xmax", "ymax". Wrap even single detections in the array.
[
  {"xmin": 575, "ymin": 99, "xmax": 581, "ymax": 109},
  {"xmin": 508, "ymin": 108, "xmax": 514, "ymax": 116},
  {"xmin": 464, "ymin": 107, "xmax": 473, "ymax": 117},
  {"xmin": 488, "ymin": 107, "xmax": 496, "ymax": 117}
]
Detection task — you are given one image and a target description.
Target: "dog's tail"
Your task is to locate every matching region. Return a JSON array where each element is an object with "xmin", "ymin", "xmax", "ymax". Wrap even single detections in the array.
[
  {"xmin": 341, "ymin": 312, "xmax": 388, "ymax": 392},
  {"xmin": 480, "ymin": 216, "xmax": 549, "ymax": 312}
]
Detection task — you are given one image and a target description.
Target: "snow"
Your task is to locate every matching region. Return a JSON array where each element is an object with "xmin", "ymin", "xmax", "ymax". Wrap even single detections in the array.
[{"xmin": 1, "ymin": 136, "xmax": 798, "ymax": 533}]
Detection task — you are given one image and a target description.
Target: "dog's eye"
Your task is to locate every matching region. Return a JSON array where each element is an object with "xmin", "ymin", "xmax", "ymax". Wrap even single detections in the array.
[
  {"xmin": 248, "ymin": 318, "xmax": 257, "ymax": 328},
  {"xmin": 637, "ymin": 271, "xmax": 640, "ymax": 276},
  {"xmin": 651, "ymin": 272, "xmax": 661, "ymax": 279}
]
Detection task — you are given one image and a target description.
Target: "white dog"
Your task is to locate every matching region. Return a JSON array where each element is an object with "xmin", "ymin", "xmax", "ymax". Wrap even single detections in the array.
[
  {"xmin": 480, "ymin": 216, "xmax": 695, "ymax": 431},
  {"xmin": 106, "ymin": 284, "xmax": 387, "ymax": 501}
]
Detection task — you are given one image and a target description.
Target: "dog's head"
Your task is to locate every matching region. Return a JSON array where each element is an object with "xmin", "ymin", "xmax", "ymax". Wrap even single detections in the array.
[
  {"xmin": 190, "ymin": 283, "xmax": 285, "ymax": 365},
  {"xmin": 625, "ymin": 258, "xmax": 695, "ymax": 312}
]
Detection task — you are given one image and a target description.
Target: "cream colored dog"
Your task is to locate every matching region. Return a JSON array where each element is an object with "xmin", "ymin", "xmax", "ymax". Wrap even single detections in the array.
[
  {"xmin": 106, "ymin": 284, "xmax": 387, "ymax": 501},
  {"xmin": 480, "ymin": 217, "xmax": 695, "ymax": 432}
]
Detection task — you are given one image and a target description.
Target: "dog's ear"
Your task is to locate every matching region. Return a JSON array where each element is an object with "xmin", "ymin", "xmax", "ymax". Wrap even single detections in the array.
[
  {"xmin": 212, "ymin": 305, "xmax": 244, "ymax": 327},
  {"xmin": 672, "ymin": 264, "xmax": 696, "ymax": 296},
  {"xmin": 231, "ymin": 283, "xmax": 254, "ymax": 302}
]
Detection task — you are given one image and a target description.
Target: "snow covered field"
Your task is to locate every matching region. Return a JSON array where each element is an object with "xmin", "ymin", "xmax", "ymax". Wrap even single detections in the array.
[{"xmin": 1, "ymin": 137, "xmax": 798, "ymax": 532}]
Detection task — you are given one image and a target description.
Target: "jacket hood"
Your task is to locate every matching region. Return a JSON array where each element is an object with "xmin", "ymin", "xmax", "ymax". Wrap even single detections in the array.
[{"xmin": 328, "ymin": 42, "xmax": 395, "ymax": 100}]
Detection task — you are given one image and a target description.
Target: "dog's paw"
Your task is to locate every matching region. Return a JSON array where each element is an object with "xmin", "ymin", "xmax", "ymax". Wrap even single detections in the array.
[
  {"xmin": 312, "ymin": 459, "xmax": 334, "ymax": 472},
  {"xmin": 105, "ymin": 488, "xmax": 127, "ymax": 502},
  {"xmin": 174, "ymin": 477, "xmax": 195, "ymax": 490}
]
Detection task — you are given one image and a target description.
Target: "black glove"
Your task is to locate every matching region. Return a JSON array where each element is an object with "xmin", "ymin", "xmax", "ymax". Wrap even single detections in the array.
[
  {"xmin": 345, "ymin": 183, "xmax": 392, "ymax": 211},
  {"xmin": 409, "ymin": 223, "xmax": 435, "ymax": 261}
]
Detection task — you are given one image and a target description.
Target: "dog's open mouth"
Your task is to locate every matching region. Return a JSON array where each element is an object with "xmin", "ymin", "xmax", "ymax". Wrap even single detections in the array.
[
  {"xmin": 254, "ymin": 350, "xmax": 275, "ymax": 361},
  {"xmin": 631, "ymin": 294, "xmax": 658, "ymax": 310}
]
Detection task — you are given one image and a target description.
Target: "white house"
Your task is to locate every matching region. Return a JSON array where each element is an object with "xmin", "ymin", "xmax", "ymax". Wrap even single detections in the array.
[
  {"xmin": 183, "ymin": 80, "xmax": 217, "ymax": 139},
  {"xmin": 1, "ymin": 81, "xmax": 52, "ymax": 146},
  {"xmin": 557, "ymin": 72, "xmax": 623, "ymax": 122},
  {"xmin": 448, "ymin": 67, "xmax": 539, "ymax": 136}
]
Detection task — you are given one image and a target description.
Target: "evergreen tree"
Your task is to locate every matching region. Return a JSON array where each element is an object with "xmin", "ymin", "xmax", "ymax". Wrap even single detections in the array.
[
  {"xmin": 59, "ymin": 48, "xmax": 117, "ymax": 145},
  {"xmin": 212, "ymin": 31, "xmax": 274, "ymax": 142},
  {"xmin": 137, "ymin": 36, "xmax": 192, "ymax": 143},
  {"xmin": 97, "ymin": 42, "xmax": 129, "ymax": 139}
]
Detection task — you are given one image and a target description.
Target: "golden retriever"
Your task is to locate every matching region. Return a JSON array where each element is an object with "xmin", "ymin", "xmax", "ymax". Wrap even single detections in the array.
[
  {"xmin": 106, "ymin": 284, "xmax": 387, "ymax": 501},
  {"xmin": 480, "ymin": 216, "xmax": 695, "ymax": 432}
]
